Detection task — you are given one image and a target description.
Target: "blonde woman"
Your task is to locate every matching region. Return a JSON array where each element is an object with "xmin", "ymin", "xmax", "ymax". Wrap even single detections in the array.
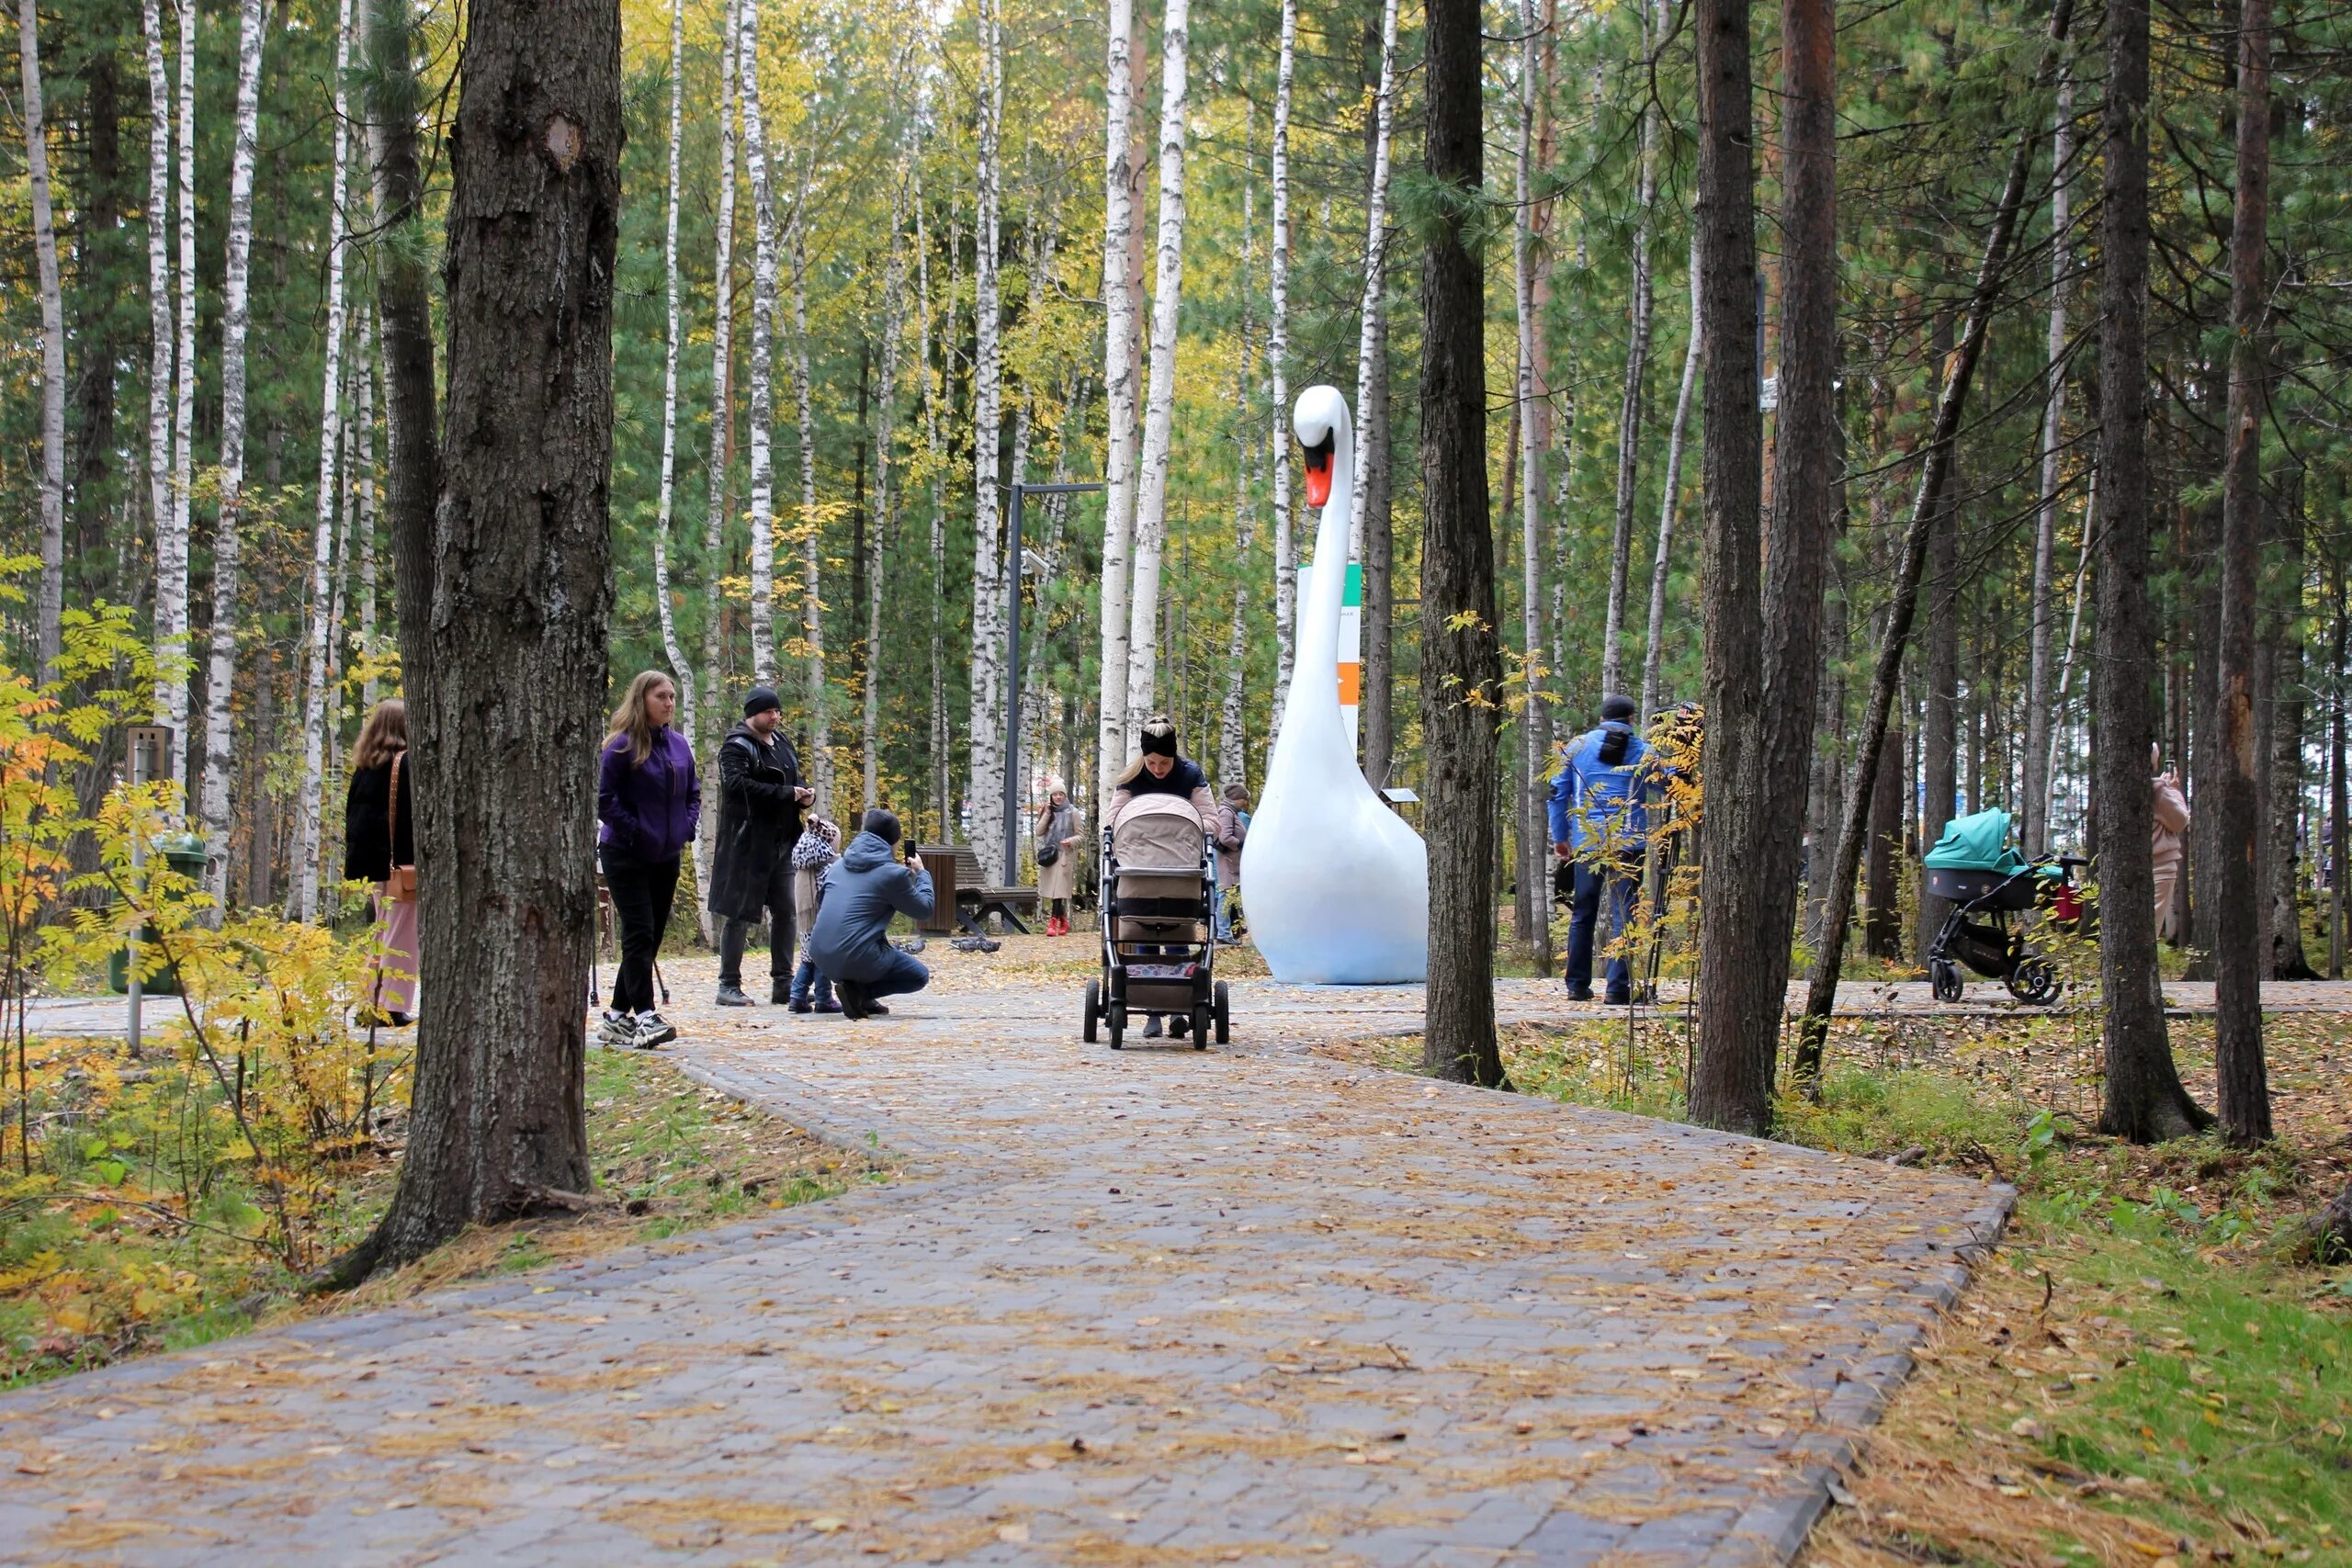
[
  {"xmin": 342, "ymin": 699, "xmax": 417, "ymax": 1025},
  {"xmin": 596, "ymin": 671, "xmax": 698, "ymax": 1048}
]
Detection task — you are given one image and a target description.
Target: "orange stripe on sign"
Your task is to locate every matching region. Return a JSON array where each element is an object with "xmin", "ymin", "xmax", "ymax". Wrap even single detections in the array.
[{"xmin": 1337, "ymin": 662, "xmax": 1361, "ymax": 705}]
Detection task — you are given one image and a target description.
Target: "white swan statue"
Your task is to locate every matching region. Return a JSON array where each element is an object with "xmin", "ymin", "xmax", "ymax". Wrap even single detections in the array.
[{"xmin": 1240, "ymin": 386, "xmax": 1430, "ymax": 984}]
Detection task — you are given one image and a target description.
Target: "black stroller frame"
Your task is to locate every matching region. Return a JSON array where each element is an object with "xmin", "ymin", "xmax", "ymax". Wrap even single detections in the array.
[
  {"xmin": 1924, "ymin": 855, "xmax": 2086, "ymax": 1005},
  {"xmin": 1081, "ymin": 822, "xmax": 1230, "ymax": 1051}
]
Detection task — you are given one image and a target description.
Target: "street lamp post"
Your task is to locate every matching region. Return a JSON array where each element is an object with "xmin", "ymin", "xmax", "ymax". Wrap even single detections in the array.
[{"xmin": 1002, "ymin": 481, "xmax": 1103, "ymax": 889}]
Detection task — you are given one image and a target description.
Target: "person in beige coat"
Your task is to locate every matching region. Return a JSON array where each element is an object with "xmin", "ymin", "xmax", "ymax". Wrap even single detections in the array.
[
  {"xmin": 2152, "ymin": 744, "xmax": 2189, "ymax": 943},
  {"xmin": 1035, "ymin": 787, "xmax": 1081, "ymax": 936}
]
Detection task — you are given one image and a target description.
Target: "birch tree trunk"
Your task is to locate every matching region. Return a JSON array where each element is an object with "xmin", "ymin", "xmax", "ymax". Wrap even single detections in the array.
[
  {"xmin": 914, "ymin": 157, "xmax": 951, "ymax": 837},
  {"xmin": 741, "ymin": 0, "xmax": 779, "ymax": 687},
  {"xmin": 2020, "ymin": 62, "xmax": 2074, "ymax": 856},
  {"xmin": 142, "ymin": 0, "xmax": 185, "ymax": 757},
  {"xmin": 1514, "ymin": 0, "xmax": 1551, "ymax": 976},
  {"xmin": 789, "ymin": 203, "xmax": 831, "ymax": 810},
  {"xmin": 16, "ymin": 0, "xmax": 64, "ymax": 682},
  {"xmin": 1218, "ymin": 147, "xmax": 1257, "ymax": 792},
  {"xmin": 1096, "ymin": 0, "xmax": 1141, "ymax": 800},
  {"xmin": 171, "ymin": 0, "xmax": 198, "ymax": 782},
  {"xmin": 1125, "ymin": 0, "xmax": 1191, "ymax": 739},
  {"xmin": 1349, "ymin": 0, "xmax": 1399, "ymax": 565},
  {"xmin": 967, "ymin": 0, "xmax": 1007, "ymax": 876},
  {"xmin": 1267, "ymin": 0, "xmax": 1298, "ymax": 719},
  {"xmin": 865, "ymin": 165, "xmax": 908, "ymax": 813},
  {"xmin": 290, "ymin": 0, "xmax": 357, "ymax": 922},
  {"xmin": 356, "ymin": 310, "xmax": 379, "ymax": 707},
  {"xmin": 693, "ymin": 0, "xmax": 741, "ymax": 942},
  {"xmin": 198, "ymin": 0, "xmax": 269, "ymax": 902},
  {"xmin": 1600, "ymin": 0, "xmax": 1662, "ymax": 697},
  {"xmin": 652, "ymin": 0, "xmax": 698, "ymax": 761},
  {"xmin": 1638, "ymin": 228, "xmax": 1702, "ymax": 720},
  {"xmin": 1355, "ymin": 0, "xmax": 1400, "ymax": 787}
]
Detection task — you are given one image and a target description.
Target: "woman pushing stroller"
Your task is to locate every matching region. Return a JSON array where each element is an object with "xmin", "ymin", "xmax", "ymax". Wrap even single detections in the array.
[{"xmin": 1107, "ymin": 717, "xmax": 1219, "ymax": 1041}]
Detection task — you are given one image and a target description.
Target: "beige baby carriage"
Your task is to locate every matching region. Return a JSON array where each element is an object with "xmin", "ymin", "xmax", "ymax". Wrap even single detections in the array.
[{"xmin": 1082, "ymin": 792, "xmax": 1228, "ymax": 1050}]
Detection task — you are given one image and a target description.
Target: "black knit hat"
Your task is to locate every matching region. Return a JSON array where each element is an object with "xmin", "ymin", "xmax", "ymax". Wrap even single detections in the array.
[
  {"xmin": 1600, "ymin": 693, "xmax": 1637, "ymax": 723},
  {"xmin": 743, "ymin": 685, "xmax": 782, "ymax": 717}
]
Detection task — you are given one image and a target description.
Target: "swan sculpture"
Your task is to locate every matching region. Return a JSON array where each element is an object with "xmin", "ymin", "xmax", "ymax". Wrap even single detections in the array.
[{"xmin": 1240, "ymin": 386, "xmax": 1430, "ymax": 984}]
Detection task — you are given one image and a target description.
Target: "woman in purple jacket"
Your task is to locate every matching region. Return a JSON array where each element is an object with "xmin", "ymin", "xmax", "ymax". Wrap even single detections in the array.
[{"xmin": 597, "ymin": 671, "xmax": 699, "ymax": 1048}]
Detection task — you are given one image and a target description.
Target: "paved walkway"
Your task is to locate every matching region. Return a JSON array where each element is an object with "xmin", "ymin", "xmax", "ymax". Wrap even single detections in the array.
[{"xmin": 3, "ymin": 955, "xmax": 2015, "ymax": 1566}]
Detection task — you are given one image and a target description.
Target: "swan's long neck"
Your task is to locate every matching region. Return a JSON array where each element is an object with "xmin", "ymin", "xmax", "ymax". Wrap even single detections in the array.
[{"xmin": 1294, "ymin": 412, "xmax": 1353, "ymax": 702}]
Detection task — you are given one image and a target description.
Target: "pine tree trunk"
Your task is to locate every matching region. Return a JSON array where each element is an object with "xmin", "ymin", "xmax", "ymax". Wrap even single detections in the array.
[
  {"xmin": 290, "ymin": 0, "xmax": 358, "ymax": 923},
  {"xmin": 1601, "ymin": 0, "xmax": 1661, "ymax": 699},
  {"xmin": 1420, "ymin": 0, "xmax": 1505, "ymax": 1089},
  {"xmin": 2329, "ymin": 563, "xmax": 2346, "ymax": 980},
  {"xmin": 198, "ymin": 0, "xmax": 268, "ymax": 902},
  {"xmin": 142, "ymin": 0, "xmax": 184, "ymax": 758},
  {"xmin": 1124, "ymin": 0, "xmax": 1190, "ymax": 743},
  {"xmin": 1267, "ymin": 0, "xmax": 1298, "ymax": 720},
  {"xmin": 17, "ymin": 0, "xmax": 64, "ymax": 682},
  {"xmin": 1864, "ymin": 720, "xmax": 1905, "ymax": 956},
  {"xmin": 343, "ymin": 0, "xmax": 618, "ymax": 1281},
  {"xmin": 2093, "ymin": 0, "xmax": 2208, "ymax": 1144},
  {"xmin": 788, "ymin": 208, "xmax": 831, "ymax": 812},
  {"xmin": 1639, "ymin": 228, "xmax": 1702, "ymax": 722},
  {"xmin": 2022, "ymin": 62, "xmax": 2075, "ymax": 857},
  {"xmin": 1916, "ymin": 419, "xmax": 1959, "ymax": 964},
  {"xmin": 652, "ymin": 0, "xmax": 698, "ymax": 764},
  {"xmin": 1096, "ymin": 0, "xmax": 1141, "ymax": 800},
  {"xmin": 2268, "ymin": 610, "xmax": 2312, "ymax": 980}
]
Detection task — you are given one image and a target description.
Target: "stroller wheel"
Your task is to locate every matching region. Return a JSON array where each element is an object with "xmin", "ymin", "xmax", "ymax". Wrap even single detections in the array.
[
  {"xmin": 1929, "ymin": 960, "xmax": 1963, "ymax": 1004},
  {"xmin": 1191, "ymin": 1003, "xmax": 1212, "ymax": 1050},
  {"xmin": 1213, "ymin": 980, "xmax": 1230, "ymax": 1045},
  {"xmin": 1083, "ymin": 979, "xmax": 1100, "ymax": 1043},
  {"xmin": 2006, "ymin": 955, "xmax": 2061, "ymax": 1007},
  {"xmin": 1107, "ymin": 1002, "xmax": 1125, "ymax": 1050}
]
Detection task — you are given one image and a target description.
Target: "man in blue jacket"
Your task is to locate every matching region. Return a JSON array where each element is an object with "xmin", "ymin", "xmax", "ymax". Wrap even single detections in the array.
[
  {"xmin": 808, "ymin": 808, "xmax": 934, "ymax": 1020},
  {"xmin": 1548, "ymin": 694, "xmax": 1657, "ymax": 1004}
]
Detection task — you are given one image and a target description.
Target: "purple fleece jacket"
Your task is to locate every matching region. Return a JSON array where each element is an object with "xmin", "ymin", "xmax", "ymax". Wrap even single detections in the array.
[{"xmin": 598, "ymin": 728, "xmax": 699, "ymax": 863}]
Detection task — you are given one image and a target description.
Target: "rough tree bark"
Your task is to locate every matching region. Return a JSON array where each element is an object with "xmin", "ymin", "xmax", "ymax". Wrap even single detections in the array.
[
  {"xmin": 341, "ymin": 0, "xmax": 620, "ymax": 1280},
  {"xmin": 1125, "ymin": 0, "xmax": 1191, "ymax": 740},
  {"xmin": 2092, "ymin": 0, "xmax": 2209, "ymax": 1143},
  {"xmin": 16, "ymin": 0, "xmax": 64, "ymax": 682},
  {"xmin": 2021, "ymin": 61, "xmax": 2075, "ymax": 857},
  {"xmin": 1267, "ymin": 0, "xmax": 1298, "ymax": 719},
  {"xmin": 1096, "ymin": 0, "xmax": 1139, "ymax": 800},
  {"xmin": 197, "ymin": 0, "xmax": 268, "ymax": 901},
  {"xmin": 1419, "ymin": 0, "xmax": 1506, "ymax": 1089}
]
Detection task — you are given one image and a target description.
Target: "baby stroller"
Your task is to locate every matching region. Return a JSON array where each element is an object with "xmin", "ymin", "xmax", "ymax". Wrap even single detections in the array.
[
  {"xmin": 1922, "ymin": 808, "xmax": 2083, "ymax": 1005},
  {"xmin": 1082, "ymin": 793, "xmax": 1230, "ymax": 1050}
]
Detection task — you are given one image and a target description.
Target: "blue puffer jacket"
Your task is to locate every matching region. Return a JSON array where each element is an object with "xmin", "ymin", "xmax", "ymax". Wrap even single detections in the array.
[
  {"xmin": 807, "ymin": 832, "xmax": 936, "ymax": 984},
  {"xmin": 1547, "ymin": 721, "xmax": 1656, "ymax": 855}
]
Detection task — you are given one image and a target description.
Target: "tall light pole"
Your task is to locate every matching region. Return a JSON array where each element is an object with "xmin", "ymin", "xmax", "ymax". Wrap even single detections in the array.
[{"xmin": 1003, "ymin": 481, "xmax": 1103, "ymax": 886}]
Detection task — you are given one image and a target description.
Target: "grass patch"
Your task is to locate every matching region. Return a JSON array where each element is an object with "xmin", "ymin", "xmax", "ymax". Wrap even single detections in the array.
[{"xmin": 2, "ymin": 1043, "xmax": 871, "ymax": 1389}]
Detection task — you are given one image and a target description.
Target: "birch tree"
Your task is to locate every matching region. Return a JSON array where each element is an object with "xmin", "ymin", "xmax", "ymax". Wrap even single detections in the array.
[
  {"xmin": 1513, "ymin": 0, "xmax": 1549, "ymax": 969},
  {"xmin": 356, "ymin": 311, "xmax": 379, "ymax": 707},
  {"xmin": 142, "ymin": 0, "xmax": 185, "ymax": 755},
  {"xmin": 16, "ymin": 0, "xmax": 64, "ymax": 682},
  {"xmin": 1096, "ymin": 0, "xmax": 1141, "ymax": 802},
  {"xmin": 290, "ymin": 0, "xmax": 358, "ymax": 922},
  {"xmin": 2020, "ymin": 62, "xmax": 2074, "ymax": 856},
  {"xmin": 864, "ymin": 164, "xmax": 909, "ymax": 813},
  {"xmin": 914, "ymin": 153, "xmax": 951, "ymax": 834},
  {"xmin": 789, "ymin": 201, "xmax": 831, "ymax": 809},
  {"xmin": 741, "ymin": 0, "xmax": 779, "ymax": 687},
  {"xmin": 1638, "ymin": 229, "xmax": 1701, "ymax": 720},
  {"xmin": 1266, "ymin": 0, "xmax": 1297, "ymax": 719},
  {"xmin": 968, "ymin": 0, "xmax": 1007, "ymax": 876},
  {"xmin": 1217, "ymin": 143, "xmax": 1257, "ymax": 792},
  {"xmin": 1348, "ymin": 0, "xmax": 1398, "ymax": 563},
  {"xmin": 692, "ymin": 0, "xmax": 741, "ymax": 939},
  {"xmin": 1600, "ymin": 0, "xmax": 1663, "ymax": 697},
  {"xmin": 652, "ymin": 0, "xmax": 699, "ymax": 764},
  {"xmin": 198, "ymin": 0, "xmax": 268, "ymax": 901},
  {"xmin": 172, "ymin": 0, "xmax": 199, "ymax": 781},
  {"xmin": 1124, "ymin": 0, "xmax": 1191, "ymax": 737}
]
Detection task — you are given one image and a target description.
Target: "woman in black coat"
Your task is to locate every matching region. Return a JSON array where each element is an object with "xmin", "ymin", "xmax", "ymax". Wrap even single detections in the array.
[{"xmin": 343, "ymin": 699, "xmax": 417, "ymax": 1024}]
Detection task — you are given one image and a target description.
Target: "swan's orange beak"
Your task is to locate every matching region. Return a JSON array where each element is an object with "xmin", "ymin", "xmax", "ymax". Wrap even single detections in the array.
[{"xmin": 1302, "ymin": 436, "xmax": 1334, "ymax": 507}]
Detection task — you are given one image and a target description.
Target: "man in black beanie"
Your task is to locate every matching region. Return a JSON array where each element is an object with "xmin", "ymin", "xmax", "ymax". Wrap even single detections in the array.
[{"xmin": 706, "ymin": 685, "xmax": 814, "ymax": 1006}]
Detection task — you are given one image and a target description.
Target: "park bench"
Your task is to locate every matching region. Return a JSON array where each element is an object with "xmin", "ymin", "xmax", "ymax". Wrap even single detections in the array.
[{"xmin": 914, "ymin": 843, "xmax": 1038, "ymax": 936}]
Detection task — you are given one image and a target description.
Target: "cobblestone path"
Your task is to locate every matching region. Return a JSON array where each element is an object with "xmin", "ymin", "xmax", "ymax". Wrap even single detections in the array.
[{"xmin": 2, "ymin": 953, "xmax": 2013, "ymax": 1566}]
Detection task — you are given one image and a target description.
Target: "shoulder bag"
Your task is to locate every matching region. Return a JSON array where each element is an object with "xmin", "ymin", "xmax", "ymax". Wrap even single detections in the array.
[{"xmin": 385, "ymin": 753, "xmax": 418, "ymax": 902}]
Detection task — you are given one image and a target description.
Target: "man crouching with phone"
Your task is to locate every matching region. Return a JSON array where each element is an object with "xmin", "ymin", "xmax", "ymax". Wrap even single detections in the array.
[{"xmin": 806, "ymin": 809, "xmax": 933, "ymax": 1020}]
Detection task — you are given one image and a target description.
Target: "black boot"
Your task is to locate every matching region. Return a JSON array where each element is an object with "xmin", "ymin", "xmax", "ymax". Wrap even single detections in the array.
[
  {"xmin": 716, "ymin": 984, "xmax": 754, "ymax": 1008},
  {"xmin": 772, "ymin": 980, "xmax": 795, "ymax": 1006}
]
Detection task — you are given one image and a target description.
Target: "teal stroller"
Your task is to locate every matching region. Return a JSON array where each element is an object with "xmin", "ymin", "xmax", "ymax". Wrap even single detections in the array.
[{"xmin": 1921, "ymin": 808, "xmax": 2082, "ymax": 1005}]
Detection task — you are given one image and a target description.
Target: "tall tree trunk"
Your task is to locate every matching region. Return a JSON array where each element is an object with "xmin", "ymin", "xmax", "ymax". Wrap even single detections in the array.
[
  {"xmin": 967, "ymin": 0, "xmax": 1008, "ymax": 874},
  {"xmin": 1863, "ymin": 719, "xmax": 1905, "ymax": 957},
  {"xmin": 915, "ymin": 159, "xmax": 951, "ymax": 837},
  {"xmin": 2330, "ymin": 559, "xmax": 2346, "ymax": 980},
  {"xmin": 789, "ymin": 204, "xmax": 831, "ymax": 813},
  {"xmin": 1217, "ymin": 144, "xmax": 1257, "ymax": 793},
  {"xmin": 1267, "ymin": 0, "xmax": 1298, "ymax": 719},
  {"xmin": 356, "ymin": 311, "xmax": 380, "ymax": 707},
  {"xmin": 1514, "ymin": 0, "xmax": 1551, "ymax": 976},
  {"xmin": 2267, "ymin": 584, "xmax": 2312, "ymax": 981},
  {"xmin": 197, "ymin": 0, "xmax": 267, "ymax": 902},
  {"xmin": 1096, "ymin": 0, "xmax": 1140, "ymax": 801},
  {"xmin": 652, "ymin": 0, "xmax": 698, "ymax": 766},
  {"xmin": 1419, "ymin": 0, "xmax": 1505, "ymax": 1089},
  {"xmin": 865, "ymin": 164, "xmax": 908, "ymax": 814},
  {"xmin": 1915, "ymin": 392, "xmax": 1959, "ymax": 966},
  {"xmin": 1639, "ymin": 228, "xmax": 1702, "ymax": 721},
  {"xmin": 2022, "ymin": 61, "xmax": 2075, "ymax": 857},
  {"xmin": 1351, "ymin": 0, "xmax": 1399, "ymax": 785},
  {"xmin": 1601, "ymin": 0, "xmax": 1662, "ymax": 699},
  {"xmin": 741, "ymin": 0, "xmax": 778, "ymax": 687},
  {"xmin": 2092, "ymin": 0, "xmax": 2207, "ymax": 1143},
  {"xmin": 1791, "ymin": 0, "xmax": 2073, "ymax": 1078},
  {"xmin": 142, "ymin": 0, "xmax": 184, "ymax": 758},
  {"xmin": 344, "ymin": 0, "xmax": 619, "ymax": 1281},
  {"xmin": 694, "ymin": 0, "xmax": 740, "ymax": 942},
  {"xmin": 171, "ymin": 0, "xmax": 198, "ymax": 785},
  {"xmin": 1124, "ymin": 0, "xmax": 1190, "ymax": 741},
  {"xmin": 70, "ymin": 34, "xmax": 124, "ymax": 603},
  {"xmin": 290, "ymin": 0, "xmax": 358, "ymax": 923},
  {"xmin": 17, "ymin": 0, "xmax": 64, "ymax": 682}
]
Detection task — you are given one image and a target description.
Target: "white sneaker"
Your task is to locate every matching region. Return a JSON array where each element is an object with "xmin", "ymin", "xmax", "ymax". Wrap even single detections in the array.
[
  {"xmin": 599, "ymin": 1010, "xmax": 635, "ymax": 1050},
  {"xmin": 632, "ymin": 1012, "xmax": 678, "ymax": 1050}
]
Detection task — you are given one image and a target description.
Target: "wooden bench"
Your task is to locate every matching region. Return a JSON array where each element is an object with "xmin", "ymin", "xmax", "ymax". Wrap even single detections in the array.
[{"xmin": 914, "ymin": 843, "xmax": 1039, "ymax": 936}]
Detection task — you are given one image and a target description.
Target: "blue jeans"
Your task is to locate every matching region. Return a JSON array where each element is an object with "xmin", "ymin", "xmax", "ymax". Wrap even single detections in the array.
[
  {"xmin": 790, "ymin": 954, "xmax": 834, "ymax": 1007},
  {"xmin": 1566, "ymin": 858, "xmax": 1637, "ymax": 998},
  {"xmin": 852, "ymin": 948, "xmax": 930, "ymax": 1001},
  {"xmin": 1211, "ymin": 868, "xmax": 1231, "ymax": 941}
]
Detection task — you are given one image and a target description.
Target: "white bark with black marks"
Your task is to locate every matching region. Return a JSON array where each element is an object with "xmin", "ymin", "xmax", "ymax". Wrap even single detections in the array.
[
  {"xmin": 1096, "ymin": 0, "xmax": 1139, "ymax": 800},
  {"xmin": 1125, "ymin": 0, "xmax": 1191, "ymax": 739},
  {"xmin": 142, "ymin": 0, "xmax": 185, "ymax": 761},
  {"xmin": 16, "ymin": 0, "xmax": 64, "ymax": 682},
  {"xmin": 968, "ymin": 0, "xmax": 1007, "ymax": 877},
  {"xmin": 741, "ymin": 0, "xmax": 778, "ymax": 686}
]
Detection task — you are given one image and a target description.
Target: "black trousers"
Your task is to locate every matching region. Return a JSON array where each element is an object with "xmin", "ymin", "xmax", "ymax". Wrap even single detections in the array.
[
  {"xmin": 603, "ymin": 850, "xmax": 679, "ymax": 1015},
  {"xmin": 718, "ymin": 854, "xmax": 796, "ymax": 987}
]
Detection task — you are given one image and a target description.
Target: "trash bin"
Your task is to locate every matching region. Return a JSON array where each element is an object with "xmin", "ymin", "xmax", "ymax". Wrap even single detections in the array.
[{"xmin": 106, "ymin": 837, "xmax": 210, "ymax": 996}]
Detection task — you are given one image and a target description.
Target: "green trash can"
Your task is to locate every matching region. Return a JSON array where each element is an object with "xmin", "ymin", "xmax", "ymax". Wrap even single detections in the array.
[{"xmin": 107, "ymin": 836, "xmax": 210, "ymax": 996}]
